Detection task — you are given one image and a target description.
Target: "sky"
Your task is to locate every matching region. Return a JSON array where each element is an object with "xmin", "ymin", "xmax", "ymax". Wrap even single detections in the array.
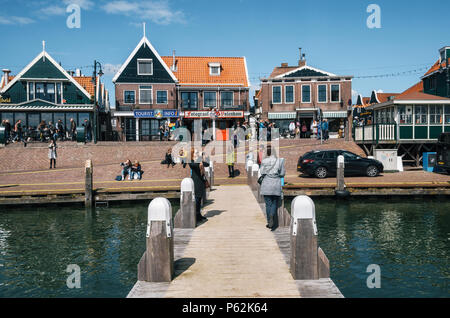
[{"xmin": 0, "ymin": 0, "xmax": 449, "ymax": 107}]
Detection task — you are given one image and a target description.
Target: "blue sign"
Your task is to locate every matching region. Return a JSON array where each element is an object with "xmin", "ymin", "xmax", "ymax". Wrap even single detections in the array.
[{"xmin": 134, "ymin": 109, "xmax": 179, "ymax": 118}]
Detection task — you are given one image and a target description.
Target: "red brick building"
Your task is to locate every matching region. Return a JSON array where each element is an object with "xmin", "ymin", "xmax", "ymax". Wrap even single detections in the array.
[{"xmin": 256, "ymin": 51, "xmax": 353, "ymax": 138}]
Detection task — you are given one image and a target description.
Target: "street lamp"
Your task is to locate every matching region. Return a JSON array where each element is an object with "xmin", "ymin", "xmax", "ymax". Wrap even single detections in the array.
[{"xmin": 92, "ymin": 60, "xmax": 103, "ymax": 144}]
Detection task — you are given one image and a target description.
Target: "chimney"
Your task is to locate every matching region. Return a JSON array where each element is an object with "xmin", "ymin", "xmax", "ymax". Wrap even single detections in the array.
[
  {"xmin": 171, "ymin": 50, "xmax": 177, "ymax": 71},
  {"xmin": 298, "ymin": 48, "xmax": 306, "ymax": 67},
  {"xmin": 75, "ymin": 68, "xmax": 81, "ymax": 77},
  {"xmin": 2, "ymin": 69, "xmax": 11, "ymax": 86}
]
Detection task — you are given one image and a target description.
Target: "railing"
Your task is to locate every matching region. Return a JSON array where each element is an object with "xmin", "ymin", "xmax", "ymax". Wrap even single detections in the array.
[{"xmin": 354, "ymin": 123, "xmax": 397, "ymax": 143}]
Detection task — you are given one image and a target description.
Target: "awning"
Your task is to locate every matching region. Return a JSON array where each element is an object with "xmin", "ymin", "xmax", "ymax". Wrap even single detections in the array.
[
  {"xmin": 268, "ymin": 112, "xmax": 296, "ymax": 120},
  {"xmin": 298, "ymin": 112, "xmax": 314, "ymax": 118},
  {"xmin": 323, "ymin": 111, "xmax": 348, "ymax": 118}
]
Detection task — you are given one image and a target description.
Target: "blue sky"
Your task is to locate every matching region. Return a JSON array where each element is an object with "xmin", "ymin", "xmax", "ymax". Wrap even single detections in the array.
[{"xmin": 0, "ymin": 0, "xmax": 449, "ymax": 107}]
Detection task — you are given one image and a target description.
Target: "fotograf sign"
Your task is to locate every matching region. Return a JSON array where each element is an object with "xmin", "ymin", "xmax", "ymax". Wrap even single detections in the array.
[{"xmin": 134, "ymin": 109, "xmax": 178, "ymax": 119}]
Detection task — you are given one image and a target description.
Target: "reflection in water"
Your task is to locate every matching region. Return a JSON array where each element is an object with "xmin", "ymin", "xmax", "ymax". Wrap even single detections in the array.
[
  {"xmin": 285, "ymin": 197, "xmax": 450, "ymax": 298},
  {"xmin": 0, "ymin": 198, "xmax": 449, "ymax": 298}
]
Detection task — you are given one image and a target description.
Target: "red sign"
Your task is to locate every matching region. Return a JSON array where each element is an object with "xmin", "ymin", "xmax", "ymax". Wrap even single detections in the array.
[{"xmin": 184, "ymin": 111, "xmax": 244, "ymax": 119}]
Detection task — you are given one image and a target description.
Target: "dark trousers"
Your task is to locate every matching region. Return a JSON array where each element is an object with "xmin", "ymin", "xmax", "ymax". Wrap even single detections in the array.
[
  {"xmin": 195, "ymin": 195, "xmax": 202, "ymax": 218},
  {"xmin": 228, "ymin": 164, "xmax": 234, "ymax": 177},
  {"xmin": 264, "ymin": 195, "xmax": 280, "ymax": 229},
  {"xmin": 49, "ymin": 158, "xmax": 56, "ymax": 168}
]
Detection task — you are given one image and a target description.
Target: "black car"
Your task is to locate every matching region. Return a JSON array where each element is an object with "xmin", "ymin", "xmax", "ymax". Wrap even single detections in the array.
[{"xmin": 297, "ymin": 150, "xmax": 384, "ymax": 178}]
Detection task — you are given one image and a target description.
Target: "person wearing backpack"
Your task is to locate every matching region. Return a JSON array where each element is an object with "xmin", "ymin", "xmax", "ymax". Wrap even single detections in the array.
[
  {"xmin": 301, "ymin": 121, "xmax": 308, "ymax": 138},
  {"xmin": 259, "ymin": 145, "xmax": 285, "ymax": 231}
]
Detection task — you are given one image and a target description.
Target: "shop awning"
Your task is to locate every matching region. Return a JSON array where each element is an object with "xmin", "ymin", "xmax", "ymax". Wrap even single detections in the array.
[
  {"xmin": 323, "ymin": 111, "xmax": 348, "ymax": 118},
  {"xmin": 268, "ymin": 112, "xmax": 296, "ymax": 120}
]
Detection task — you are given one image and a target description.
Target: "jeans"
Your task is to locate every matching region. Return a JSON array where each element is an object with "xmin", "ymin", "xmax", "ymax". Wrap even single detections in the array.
[
  {"xmin": 264, "ymin": 195, "xmax": 280, "ymax": 228},
  {"xmin": 121, "ymin": 167, "xmax": 131, "ymax": 180},
  {"xmin": 131, "ymin": 171, "xmax": 141, "ymax": 180},
  {"xmin": 195, "ymin": 196, "xmax": 202, "ymax": 217}
]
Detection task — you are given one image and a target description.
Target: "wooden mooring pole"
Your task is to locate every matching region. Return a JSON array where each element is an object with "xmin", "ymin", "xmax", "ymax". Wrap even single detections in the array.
[
  {"xmin": 174, "ymin": 178, "xmax": 196, "ymax": 228},
  {"xmin": 290, "ymin": 195, "xmax": 330, "ymax": 280},
  {"xmin": 85, "ymin": 160, "xmax": 93, "ymax": 209},
  {"xmin": 137, "ymin": 197, "xmax": 174, "ymax": 282}
]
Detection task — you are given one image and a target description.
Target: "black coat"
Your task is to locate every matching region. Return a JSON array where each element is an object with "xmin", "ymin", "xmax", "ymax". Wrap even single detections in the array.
[{"xmin": 189, "ymin": 162, "xmax": 206, "ymax": 199}]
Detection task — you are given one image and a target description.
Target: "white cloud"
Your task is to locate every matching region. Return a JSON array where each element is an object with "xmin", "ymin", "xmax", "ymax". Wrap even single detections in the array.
[
  {"xmin": 62, "ymin": 0, "xmax": 94, "ymax": 10},
  {"xmin": 352, "ymin": 89, "xmax": 358, "ymax": 97},
  {"xmin": 102, "ymin": 0, "xmax": 185, "ymax": 25},
  {"xmin": 0, "ymin": 16, "xmax": 34, "ymax": 25},
  {"xmin": 102, "ymin": 63, "xmax": 122, "ymax": 76},
  {"xmin": 39, "ymin": 5, "xmax": 66, "ymax": 16}
]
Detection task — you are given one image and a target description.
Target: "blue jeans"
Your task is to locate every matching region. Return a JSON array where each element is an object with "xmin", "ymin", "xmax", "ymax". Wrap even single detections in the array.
[
  {"xmin": 121, "ymin": 167, "xmax": 131, "ymax": 180},
  {"xmin": 131, "ymin": 171, "xmax": 141, "ymax": 180},
  {"xmin": 264, "ymin": 195, "xmax": 280, "ymax": 228}
]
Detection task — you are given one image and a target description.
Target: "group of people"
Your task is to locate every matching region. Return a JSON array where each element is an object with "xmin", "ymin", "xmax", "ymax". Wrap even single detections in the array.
[
  {"xmin": 1, "ymin": 119, "xmax": 27, "ymax": 146},
  {"xmin": 119, "ymin": 160, "xmax": 142, "ymax": 180}
]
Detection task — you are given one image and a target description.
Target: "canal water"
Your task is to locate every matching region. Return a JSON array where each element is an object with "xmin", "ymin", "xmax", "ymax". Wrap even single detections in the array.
[{"xmin": 0, "ymin": 198, "xmax": 449, "ymax": 298}]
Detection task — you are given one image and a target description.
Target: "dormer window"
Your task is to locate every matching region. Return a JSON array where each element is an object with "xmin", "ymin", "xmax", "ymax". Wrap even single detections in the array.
[
  {"xmin": 209, "ymin": 62, "xmax": 221, "ymax": 76},
  {"xmin": 137, "ymin": 59, "xmax": 153, "ymax": 75}
]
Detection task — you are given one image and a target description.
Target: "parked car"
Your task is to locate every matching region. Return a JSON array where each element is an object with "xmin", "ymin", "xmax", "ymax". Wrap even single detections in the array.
[
  {"xmin": 297, "ymin": 150, "xmax": 384, "ymax": 178},
  {"xmin": 436, "ymin": 132, "xmax": 450, "ymax": 174}
]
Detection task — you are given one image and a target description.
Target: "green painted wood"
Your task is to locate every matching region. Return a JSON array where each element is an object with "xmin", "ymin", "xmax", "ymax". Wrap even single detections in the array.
[
  {"xmin": 429, "ymin": 126, "xmax": 443, "ymax": 139},
  {"xmin": 414, "ymin": 126, "xmax": 428, "ymax": 139},
  {"xmin": 399, "ymin": 126, "xmax": 413, "ymax": 139},
  {"xmin": 445, "ymin": 126, "xmax": 450, "ymax": 133},
  {"xmin": 115, "ymin": 43, "xmax": 175, "ymax": 84},
  {"xmin": 22, "ymin": 57, "xmax": 66, "ymax": 79}
]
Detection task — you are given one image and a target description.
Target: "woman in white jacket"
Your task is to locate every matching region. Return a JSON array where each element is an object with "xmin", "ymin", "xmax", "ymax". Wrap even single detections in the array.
[{"xmin": 48, "ymin": 139, "xmax": 57, "ymax": 169}]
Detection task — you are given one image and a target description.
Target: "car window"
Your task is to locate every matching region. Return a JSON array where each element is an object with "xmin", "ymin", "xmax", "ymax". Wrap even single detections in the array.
[
  {"xmin": 314, "ymin": 152, "xmax": 325, "ymax": 159},
  {"xmin": 323, "ymin": 151, "xmax": 337, "ymax": 160},
  {"xmin": 342, "ymin": 151, "xmax": 358, "ymax": 160}
]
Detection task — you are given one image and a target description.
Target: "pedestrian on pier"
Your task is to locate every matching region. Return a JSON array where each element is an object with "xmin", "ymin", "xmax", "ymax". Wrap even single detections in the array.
[
  {"xmin": 259, "ymin": 145, "xmax": 285, "ymax": 231},
  {"xmin": 188, "ymin": 148, "xmax": 208, "ymax": 224},
  {"xmin": 226, "ymin": 143, "xmax": 236, "ymax": 178},
  {"xmin": 48, "ymin": 139, "xmax": 57, "ymax": 169}
]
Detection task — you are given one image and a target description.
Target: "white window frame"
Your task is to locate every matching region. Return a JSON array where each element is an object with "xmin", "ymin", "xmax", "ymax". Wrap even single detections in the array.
[
  {"xmin": 123, "ymin": 90, "xmax": 136, "ymax": 104},
  {"xmin": 137, "ymin": 58, "xmax": 153, "ymax": 76},
  {"xmin": 330, "ymin": 84, "xmax": 341, "ymax": 103},
  {"xmin": 156, "ymin": 90, "xmax": 168, "ymax": 105},
  {"xmin": 203, "ymin": 91, "xmax": 217, "ymax": 108},
  {"xmin": 317, "ymin": 84, "xmax": 327, "ymax": 103},
  {"xmin": 220, "ymin": 91, "xmax": 234, "ymax": 107},
  {"xmin": 284, "ymin": 85, "xmax": 295, "ymax": 104},
  {"xmin": 301, "ymin": 84, "xmax": 311, "ymax": 103},
  {"xmin": 209, "ymin": 62, "xmax": 221, "ymax": 76},
  {"xmin": 139, "ymin": 86, "xmax": 153, "ymax": 104},
  {"xmin": 272, "ymin": 85, "xmax": 282, "ymax": 104}
]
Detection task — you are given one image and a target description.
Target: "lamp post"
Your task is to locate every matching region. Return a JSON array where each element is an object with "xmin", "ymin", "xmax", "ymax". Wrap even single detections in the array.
[{"xmin": 92, "ymin": 60, "xmax": 104, "ymax": 144}]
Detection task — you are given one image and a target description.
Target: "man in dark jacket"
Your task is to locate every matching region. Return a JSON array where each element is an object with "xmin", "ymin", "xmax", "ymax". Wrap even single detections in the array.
[
  {"xmin": 83, "ymin": 119, "xmax": 92, "ymax": 142},
  {"xmin": 70, "ymin": 118, "xmax": 77, "ymax": 141}
]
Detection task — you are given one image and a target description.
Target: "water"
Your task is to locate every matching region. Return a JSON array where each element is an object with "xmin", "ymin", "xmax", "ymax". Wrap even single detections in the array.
[
  {"xmin": 0, "ymin": 199, "xmax": 449, "ymax": 298},
  {"xmin": 285, "ymin": 197, "xmax": 450, "ymax": 298}
]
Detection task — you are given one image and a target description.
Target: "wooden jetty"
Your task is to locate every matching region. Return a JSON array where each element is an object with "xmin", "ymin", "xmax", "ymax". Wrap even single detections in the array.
[{"xmin": 127, "ymin": 184, "xmax": 343, "ymax": 298}]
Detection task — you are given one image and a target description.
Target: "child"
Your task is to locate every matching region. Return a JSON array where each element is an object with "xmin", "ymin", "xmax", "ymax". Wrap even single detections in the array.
[
  {"xmin": 48, "ymin": 139, "xmax": 57, "ymax": 169},
  {"xmin": 131, "ymin": 161, "xmax": 142, "ymax": 180},
  {"xmin": 179, "ymin": 148, "xmax": 187, "ymax": 168}
]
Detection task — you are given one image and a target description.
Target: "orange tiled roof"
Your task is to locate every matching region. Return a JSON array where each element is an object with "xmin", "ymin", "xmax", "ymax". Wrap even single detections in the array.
[
  {"xmin": 269, "ymin": 66, "xmax": 298, "ymax": 78},
  {"xmin": 423, "ymin": 58, "xmax": 449, "ymax": 77},
  {"xmin": 73, "ymin": 76, "xmax": 96, "ymax": 97},
  {"xmin": 161, "ymin": 56, "xmax": 249, "ymax": 87},
  {"xmin": 376, "ymin": 93, "xmax": 399, "ymax": 103},
  {"xmin": 363, "ymin": 97, "xmax": 371, "ymax": 105},
  {"xmin": 398, "ymin": 81, "xmax": 423, "ymax": 97},
  {"xmin": 395, "ymin": 91, "xmax": 450, "ymax": 101}
]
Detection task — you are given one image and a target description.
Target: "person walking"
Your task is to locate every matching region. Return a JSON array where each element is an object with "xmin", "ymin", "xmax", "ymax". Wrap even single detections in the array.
[
  {"xmin": 188, "ymin": 149, "xmax": 208, "ymax": 225},
  {"xmin": 322, "ymin": 119, "xmax": 329, "ymax": 141},
  {"xmin": 48, "ymin": 139, "xmax": 57, "ymax": 169},
  {"xmin": 14, "ymin": 119, "xmax": 27, "ymax": 147},
  {"xmin": 70, "ymin": 118, "xmax": 77, "ymax": 141},
  {"xmin": 259, "ymin": 145, "xmax": 285, "ymax": 231},
  {"xmin": 4, "ymin": 119, "xmax": 11, "ymax": 143},
  {"xmin": 226, "ymin": 143, "xmax": 236, "ymax": 178},
  {"xmin": 301, "ymin": 121, "xmax": 308, "ymax": 138},
  {"xmin": 83, "ymin": 119, "xmax": 92, "ymax": 142}
]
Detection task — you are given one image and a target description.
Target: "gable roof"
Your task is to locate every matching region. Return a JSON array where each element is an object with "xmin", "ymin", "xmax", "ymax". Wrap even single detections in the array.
[
  {"xmin": 0, "ymin": 50, "xmax": 92, "ymax": 99},
  {"xmin": 422, "ymin": 58, "xmax": 450, "ymax": 78},
  {"xmin": 73, "ymin": 76, "xmax": 96, "ymax": 97},
  {"xmin": 112, "ymin": 36, "xmax": 178, "ymax": 83},
  {"xmin": 273, "ymin": 65, "xmax": 336, "ymax": 79},
  {"xmin": 369, "ymin": 91, "xmax": 399, "ymax": 104},
  {"xmin": 160, "ymin": 56, "xmax": 250, "ymax": 87}
]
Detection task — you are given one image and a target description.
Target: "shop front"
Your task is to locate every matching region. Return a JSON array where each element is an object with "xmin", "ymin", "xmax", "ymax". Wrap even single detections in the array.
[
  {"xmin": 267, "ymin": 112, "xmax": 297, "ymax": 134},
  {"xmin": 322, "ymin": 111, "xmax": 349, "ymax": 138},
  {"xmin": 182, "ymin": 110, "xmax": 244, "ymax": 141}
]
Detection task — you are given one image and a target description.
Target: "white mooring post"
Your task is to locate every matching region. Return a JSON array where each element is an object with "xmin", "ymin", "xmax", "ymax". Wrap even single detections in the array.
[
  {"xmin": 209, "ymin": 161, "xmax": 214, "ymax": 187},
  {"xmin": 85, "ymin": 160, "xmax": 93, "ymax": 209},
  {"xmin": 174, "ymin": 178, "xmax": 196, "ymax": 228},
  {"xmin": 290, "ymin": 195, "xmax": 330, "ymax": 280},
  {"xmin": 137, "ymin": 197, "xmax": 174, "ymax": 282},
  {"xmin": 246, "ymin": 159, "xmax": 254, "ymax": 186},
  {"xmin": 251, "ymin": 163, "xmax": 260, "ymax": 193},
  {"xmin": 336, "ymin": 155, "xmax": 345, "ymax": 192}
]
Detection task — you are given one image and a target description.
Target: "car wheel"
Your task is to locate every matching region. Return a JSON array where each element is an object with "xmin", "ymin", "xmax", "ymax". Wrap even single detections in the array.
[
  {"xmin": 366, "ymin": 165, "xmax": 379, "ymax": 177},
  {"xmin": 315, "ymin": 166, "xmax": 328, "ymax": 179}
]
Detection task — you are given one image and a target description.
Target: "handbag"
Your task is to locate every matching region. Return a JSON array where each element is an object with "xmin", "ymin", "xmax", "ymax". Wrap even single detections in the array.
[
  {"xmin": 203, "ymin": 175, "xmax": 211, "ymax": 188},
  {"xmin": 257, "ymin": 175, "xmax": 265, "ymax": 185}
]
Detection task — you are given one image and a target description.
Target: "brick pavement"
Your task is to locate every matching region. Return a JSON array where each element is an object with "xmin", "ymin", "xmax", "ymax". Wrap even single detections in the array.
[{"xmin": 0, "ymin": 139, "xmax": 448, "ymax": 196}]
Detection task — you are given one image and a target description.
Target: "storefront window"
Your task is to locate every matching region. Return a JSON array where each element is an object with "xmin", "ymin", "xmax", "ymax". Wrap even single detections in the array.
[
  {"xmin": 415, "ymin": 105, "xmax": 428, "ymax": 124},
  {"xmin": 398, "ymin": 106, "xmax": 412, "ymax": 124},
  {"xmin": 41, "ymin": 113, "xmax": 53, "ymax": 125},
  {"xmin": 430, "ymin": 105, "xmax": 443, "ymax": 124},
  {"xmin": 27, "ymin": 113, "xmax": 40, "ymax": 129},
  {"xmin": 78, "ymin": 113, "xmax": 90, "ymax": 126},
  {"xmin": 2, "ymin": 112, "xmax": 14, "ymax": 124},
  {"xmin": 66, "ymin": 113, "xmax": 77, "ymax": 130}
]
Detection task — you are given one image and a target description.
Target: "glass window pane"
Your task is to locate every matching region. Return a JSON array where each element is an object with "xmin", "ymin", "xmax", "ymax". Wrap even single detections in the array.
[
  {"xmin": 124, "ymin": 91, "xmax": 135, "ymax": 104},
  {"xmin": 2, "ymin": 112, "xmax": 14, "ymax": 124},
  {"xmin": 138, "ymin": 60, "xmax": 152, "ymax": 75},
  {"xmin": 35, "ymin": 83, "xmax": 45, "ymax": 99},
  {"xmin": 415, "ymin": 105, "xmax": 428, "ymax": 124},
  {"xmin": 445, "ymin": 105, "xmax": 450, "ymax": 124},
  {"xmin": 157, "ymin": 91, "xmax": 168, "ymax": 104},
  {"xmin": 78, "ymin": 113, "xmax": 90, "ymax": 126},
  {"xmin": 56, "ymin": 83, "xmax": 62, "ymax": 104},
  {"xmin": 139, "ymin": 86, "xmax": 152, "ymax": 104},
  {"xmin": 331, "ymin": 84, "xmax": 340, "ymax": 102},
  {"xmin": 302, "ymin": 85, "xmax": 311, "ymax": 103},
  {"xmin": 27, "ymin": 113, "xmax": 40, "ymax": 129},
  {"xmin": 41, "ymin": 113, "xmax": 53, "ymax": 125},
  {"xmin": 181, "ymin": 92, "xmax": 198, "ymax": 109},
  {"xmin": 28, "ymin": 82, "xmax": 34, "ymax": 100},
  {"xmin": 204, "ymin": 91, "xmax": 216, "ymax": 108},
  {"xmin": 221, "ymin": 91, "xmax": 233, "ymax": 107},
  {"xmin": 272, "ymin": 86, "xmax": 281, "ymax": 103},
  {"xmin": 46, "ymin": 83, "xmax": 55, "ymax": 103},
  {"xmin": 318, "ymin": 85, "xmax": 327, "ymax": 102},
  {"xmin": 285, "ymin": 86, "xmax": 294, "ymax": 103}
]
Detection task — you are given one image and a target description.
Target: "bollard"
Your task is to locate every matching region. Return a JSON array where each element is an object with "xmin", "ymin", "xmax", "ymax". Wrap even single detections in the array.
[
  {"xmin": 277, "ymin": 197, "xmax": 291, "ymax": 227},
  {"xmin": 137, "ymin": 197, "xmax": 174, "ymax": 282},
  {"xmin": 256, "ymin": 169, "xmax": 264, "ymax": 203},
  {"xmin": 174, "ymin": 178, "xmax": 196, "ymax": 228},
  {"xmin": 85, "ymin": 160, "xmax": 93, "ymax": 209},
  {"xmin": 204, "ymin": 167, "xmax": 211, "ymax": 201},
  {"xmin": 335, "ymin": 155, "xmax": 350, "ymax": 198},
  {"xmin": 246, "ymin": 159, "xmax": 254, "ymax": 186},
  {"xmin": 251, "ymin": 163, "xmax": 260, "ymax": 193},
  {"xmin": 290, "ymin": 195, "xmax": 329, "ymax": 280},
  {"xmin": 209, "ymin": 161, "xmax": 214, "ymax": 187}
]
